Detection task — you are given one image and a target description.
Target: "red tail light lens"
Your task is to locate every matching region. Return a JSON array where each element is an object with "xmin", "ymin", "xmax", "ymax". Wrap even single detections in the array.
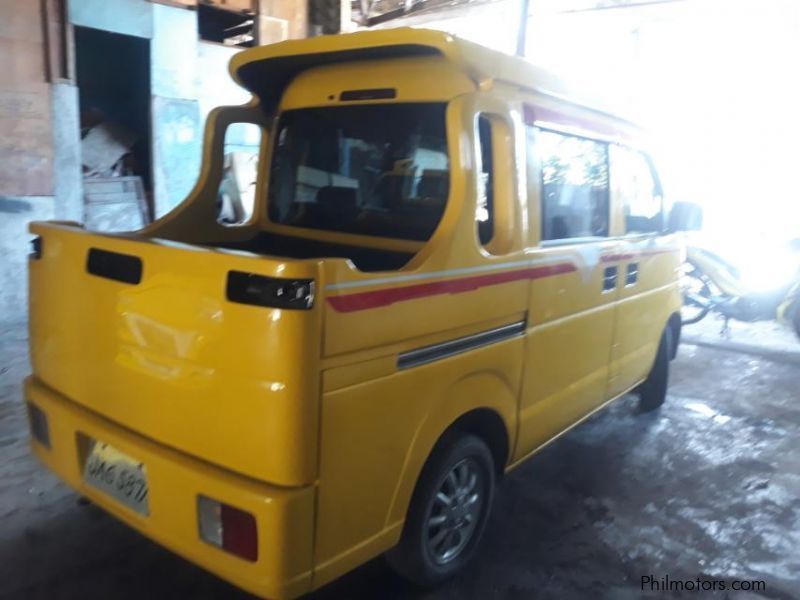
[
  {"xmin": 220, "ymin": 503, "xmax": 258, "ymax": 561},
  {"xmin": 197, "ymin": 496, "xmax": 258, "ymax": 562}
]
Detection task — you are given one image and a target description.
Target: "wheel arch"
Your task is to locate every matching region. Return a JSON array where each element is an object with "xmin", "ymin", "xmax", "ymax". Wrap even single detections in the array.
[
  {"xmin": 444, "ymin": 408, "xmax": 510, "ymax": 476},
  {"xmin": 386, "ymin": 371, "xmax": 516, "ymax": 526}
]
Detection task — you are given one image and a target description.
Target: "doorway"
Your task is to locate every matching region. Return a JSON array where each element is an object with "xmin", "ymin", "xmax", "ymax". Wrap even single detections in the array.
[{"xmin": 74, "ymin": 26, "xmax": 152, "ymax": 228}]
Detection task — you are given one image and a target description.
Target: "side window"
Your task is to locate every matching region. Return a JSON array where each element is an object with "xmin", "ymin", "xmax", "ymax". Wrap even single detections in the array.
[
  {"xmin": 610, "ymin": 145, "xmax": 663, "ymax": 234},
  {"xmin": 477, "ymin": 115, "xmax": 494, "ymax": 246},
  {"xmin": 538, "ymin": 129, "xmax": 610, "ymax": 241}
]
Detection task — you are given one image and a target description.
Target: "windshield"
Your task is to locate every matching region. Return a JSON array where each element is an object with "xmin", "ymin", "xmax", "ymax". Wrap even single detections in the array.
[{"xmin": 268, "ymin": 103, "xmax": 449, "ymax": 241}]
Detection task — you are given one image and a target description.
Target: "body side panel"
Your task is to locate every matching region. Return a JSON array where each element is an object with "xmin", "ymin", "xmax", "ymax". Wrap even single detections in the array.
[{"xmin": 313, "ymin": 338, "xmax": 522, "ymax": 587}]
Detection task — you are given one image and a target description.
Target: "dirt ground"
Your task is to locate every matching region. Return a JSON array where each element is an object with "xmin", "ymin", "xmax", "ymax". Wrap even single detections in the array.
[{"xmin": 1, "ymin": 320, "xmax": 798, "ymax": 600}]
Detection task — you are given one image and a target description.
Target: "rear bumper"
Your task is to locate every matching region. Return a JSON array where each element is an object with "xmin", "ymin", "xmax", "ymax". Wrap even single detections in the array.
[{"xmin": 24, "ymin": 376, "xmax": 314, "ymax": 600}]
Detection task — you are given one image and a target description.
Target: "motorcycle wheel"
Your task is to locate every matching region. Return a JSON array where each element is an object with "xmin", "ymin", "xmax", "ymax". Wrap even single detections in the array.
[{"xmin": 681, "ymin": 264, "xmax": 714, "ymax": 325}]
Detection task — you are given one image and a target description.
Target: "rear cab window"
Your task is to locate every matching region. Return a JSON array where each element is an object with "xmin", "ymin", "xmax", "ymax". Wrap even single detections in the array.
[{"xmin": 268, "ymin": 103, "xmax": 449, "ymax": 242}]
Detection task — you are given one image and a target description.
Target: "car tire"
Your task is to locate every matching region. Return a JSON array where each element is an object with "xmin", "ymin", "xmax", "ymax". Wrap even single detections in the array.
[
  {"xmin": 386, "ymin": 432, "xmax": 495, "ymax": 587},
  {"xmin": 638, "ymin": 326, "xmax": 672, "ymax": 412}
]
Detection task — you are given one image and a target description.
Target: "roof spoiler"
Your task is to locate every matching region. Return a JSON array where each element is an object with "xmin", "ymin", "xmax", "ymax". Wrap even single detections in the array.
[
  {"xmin": 229, "ymin": 29, "xmax": 454, "ymax": 112},
  {"xmin": 227, "ymin": 28, "xmax": 641, "ymax": 141}
]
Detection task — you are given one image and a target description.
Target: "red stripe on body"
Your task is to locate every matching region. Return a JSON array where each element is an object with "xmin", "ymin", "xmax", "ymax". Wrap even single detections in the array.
[
  {"xmin": 523, "ymin": 104, "xmax": 638, "ymax": 143},
  {"xmin": 327, "ymin": 262, "xmax": 577, "ymax": 313},
  {"xmin": 601, "ymin": 253, "xmax": 636, "ymax": 263}
]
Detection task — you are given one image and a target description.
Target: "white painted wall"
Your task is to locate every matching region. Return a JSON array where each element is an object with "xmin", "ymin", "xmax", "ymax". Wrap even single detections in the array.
[
  {"xmin": 196, "ymin": 42, "xmax": 252, "ymax": 120},
  {"xmin": 70, "ymin": 0, "xmax": 153, "ymax": 39},
  {"xmin": 148, "ymin": 4, "xmax": 253, "ymax": 216}
]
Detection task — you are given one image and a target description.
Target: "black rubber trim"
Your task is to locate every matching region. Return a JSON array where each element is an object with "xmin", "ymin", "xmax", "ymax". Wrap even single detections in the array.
[
  {"xmin": 86, "ymin": 248, "xmax": 142, "ymax": 285},
  {"xmin": 30, "ymin": 236, "xmax": 42, "ymax": 260},
  {"xmin": 340, "ymin": 88, "xmax": 396, "ymax": 101},
  {"xmin": 398, "ymin": 321, "xmax": 526, "ymax": 370}
]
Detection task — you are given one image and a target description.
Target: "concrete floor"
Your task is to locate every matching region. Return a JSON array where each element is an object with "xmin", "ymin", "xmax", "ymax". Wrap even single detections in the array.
[{"xmin": 1, "ymin": 320, "xmax": 798, "ymax": 600}]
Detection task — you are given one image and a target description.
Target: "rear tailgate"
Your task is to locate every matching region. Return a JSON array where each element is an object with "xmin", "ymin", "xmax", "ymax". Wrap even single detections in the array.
[{"xmin": 28, "ymin": 222, "xmax": 321, "ymax": 486}]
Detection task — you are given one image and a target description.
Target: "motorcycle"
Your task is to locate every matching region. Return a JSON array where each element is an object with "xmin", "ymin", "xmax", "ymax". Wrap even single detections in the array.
[{"xmin": 681, "ymin": 238, "xmax": 800, "ymax": 341}]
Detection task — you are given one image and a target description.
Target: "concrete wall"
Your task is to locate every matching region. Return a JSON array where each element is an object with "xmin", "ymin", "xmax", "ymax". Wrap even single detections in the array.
[
  {"xmin": 196, "ymin": 41, "xmax": 252, "ymax": 121},
  {"xmin": 0, "ymin": 198, "xmax": 55, "ymax": 323},
  {"xmin": 66, "ymin": 0, "xmax": 251, "ymax": 216},
  {"xmin": 150, "ymin": 3, "xmax": 202, "ymax": 215},
  {"xmin": 259, "ymin": 0, "xmax": 308, "ymax": 40},
  {"xmin": 158, "ymin": 0, "xmax": 323, "ymax": 216},
  {"xmin": 0, "ymin": 1, "xmax": 54, "ymax": 197},
  {"xmin": 0, "ymin": 0, "xmax": 305, "ymax": 323},
  {"xmin": 0, "ymin": 1, "xmax": 57, "ymax": 323},
  {"xmin": 70, "ymin": 0, "xmax": 153, "ymax": 39},
  {"xmin": 151, "ymin": 36, "xmax": 255, "ymax": 216},
  {"xmin": 149, "ymin": 4, "xmax": 258, "ymax": 216},
  {"xmin": 50, "ymin": 82, "xmax": 83, "ymax": 222}
]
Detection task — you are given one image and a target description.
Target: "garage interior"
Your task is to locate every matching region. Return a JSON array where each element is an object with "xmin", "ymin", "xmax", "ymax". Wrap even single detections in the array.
[{"xmin": 1, "ymin": 1, "xmax": 798, "ymax": 599}]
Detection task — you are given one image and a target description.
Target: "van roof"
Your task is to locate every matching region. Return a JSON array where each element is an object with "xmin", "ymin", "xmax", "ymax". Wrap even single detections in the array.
[{"xmin": 230, "ymin": 28, "xmax": 640, "ymax": 140}]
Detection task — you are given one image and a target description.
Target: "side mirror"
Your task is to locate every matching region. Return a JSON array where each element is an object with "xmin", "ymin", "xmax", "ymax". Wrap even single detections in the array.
[{"xmin": 668, "ymin": 201, "xmax": 703, "ymax": 232}]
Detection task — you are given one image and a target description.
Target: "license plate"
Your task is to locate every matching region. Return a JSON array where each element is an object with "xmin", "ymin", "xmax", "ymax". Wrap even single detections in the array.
[{"xmin": 83, "ymin": 439, "xmax": 149, "ymax": 516}]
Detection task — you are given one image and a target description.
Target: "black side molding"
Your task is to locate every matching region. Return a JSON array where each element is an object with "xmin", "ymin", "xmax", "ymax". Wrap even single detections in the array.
[
  {"xmin": 87, "ymin": 248, "xmax": 143, "ymax": 285},
  {"xmin": 398, "ymin": 320, "xmax": 526, "ymax": 370}
]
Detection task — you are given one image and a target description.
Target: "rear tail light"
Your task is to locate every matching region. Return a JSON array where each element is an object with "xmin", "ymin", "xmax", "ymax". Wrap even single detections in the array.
[
  {"xmin": 226, "ymin": 271, "xmax": 314, "ymax": 309},
  {"xmin": 27, "ymin": 402, "xmax": 50, "ymax": 448},
  {"xmin": 197, "ymin": 495, "xmax": 258, "ymax": 561}
]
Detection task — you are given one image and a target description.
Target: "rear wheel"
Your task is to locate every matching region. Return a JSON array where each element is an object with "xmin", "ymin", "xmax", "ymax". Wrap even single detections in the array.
[
  {"xmin": 387, "ymin": 432, "xmax": 495, "ymax": 586},
  {"xmin": 637, "ymin": 327, "xmax": 672, "ymax": 412}
]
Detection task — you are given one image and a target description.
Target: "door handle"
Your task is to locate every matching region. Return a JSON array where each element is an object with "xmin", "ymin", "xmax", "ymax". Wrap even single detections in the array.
[
  {"xmin": 626, "ymin": 263, "xmax": 639, "ymax": 286},
  {"xmin": 602, "ymin": 266, "xmax": 618, "ymax": 292}
]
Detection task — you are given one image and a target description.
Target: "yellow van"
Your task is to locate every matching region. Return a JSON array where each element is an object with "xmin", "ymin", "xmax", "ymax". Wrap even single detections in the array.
[{"xmin": 25, "ymin": 28, "xmax": 690, "ymax": 599}]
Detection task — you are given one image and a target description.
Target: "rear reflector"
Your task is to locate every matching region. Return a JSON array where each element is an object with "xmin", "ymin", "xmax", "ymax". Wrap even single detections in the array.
[
  {"xmin": 197, "ymin": 496, "xmax": 258, "ymax": 561},
  {"xmin": 27, "ymin": 402, "xmax": 50, "ymax": 448}
]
